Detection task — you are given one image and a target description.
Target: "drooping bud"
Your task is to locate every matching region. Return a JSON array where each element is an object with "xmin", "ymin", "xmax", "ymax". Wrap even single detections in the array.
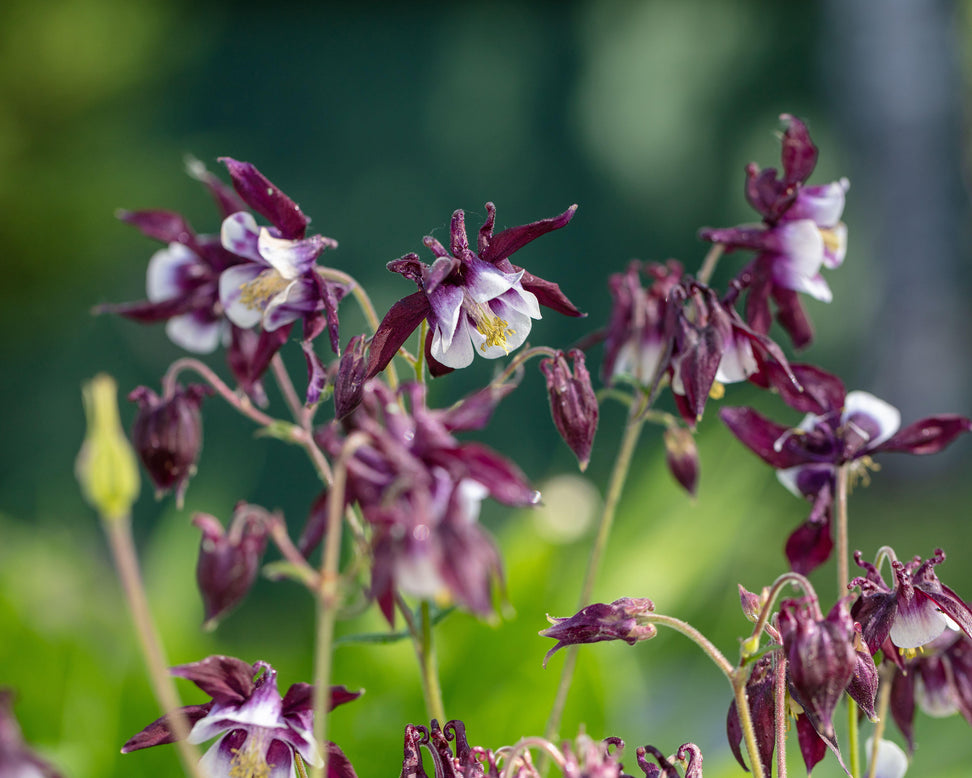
[
  {"xmin": 663, "ymin": 425, "xmax": 700, "ymax": 497},
  {"xmin": 334, "ymin": 334, "xmax": 368, "ymax": 419},
  {"xmin": 779, "ymin": 598, "xmax": 857, "ymax": 739},
  {"xmin": 540, "ymin": 597, "xmax": 656, "ymax": 668},
  {"xmin": 192, "ymin": 503, "xmax": 270, "ymax": 629},
  {"xmin": 76, "ymin": 374, "xmax": 141, "ymax": 522},
  {"xmin": 129, "ymin": 383, "xmax": 209, "ymax": 507},
  {"xmin": 540, "ymin": 349, "xmax": 599, "ymax": 471}
]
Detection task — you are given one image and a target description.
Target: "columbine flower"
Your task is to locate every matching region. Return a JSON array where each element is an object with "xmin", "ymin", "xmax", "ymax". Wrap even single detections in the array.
[
  {"xmin": 720, "ymin": 364, "xmax": 971, "ymax": 573},
  {"xmin": 699, "ymin": 115, "xmax": 849, "ymax": 347},
  {"xmin": 192, "ymin": 504, "xmax": 271, "ymax": 630},
  {"xmin": 97, "ymin": 160, "xmax": 248, "ymax": 353},
  {"xmin": 367, "ymin": 203, "xmax": 583, "ymax": 378},
  {"xmin": 851, "ymin": 548, "xmax": 972, "ymax": 659},
  {"xmin": 0, "ymin": 688, "xmax": 64, "ymax": 778},
  {"xmin": 129, "ymin": 383, "xmax": 209, "ymax": 507},
  {"xmin": 635, "ymin": 743, "xmax": 704, "ymax": 778},
  {"xmin": 540, "ymin": 597, "xmax": 656, "ymax": 668},
  {"xmin": 312, "ymin": 381, "xmax": 537, "ymax": 622},
  {"xmin": 121, "ymin": 655, "xmax": 360, "ymax": 778},
  {"xmin": 217, "ymin": 158, "xmax": 342, "ymax": 349},
  {"xmin": 540, "ymin": 349, "xmax": 599, "ymax": 471}
]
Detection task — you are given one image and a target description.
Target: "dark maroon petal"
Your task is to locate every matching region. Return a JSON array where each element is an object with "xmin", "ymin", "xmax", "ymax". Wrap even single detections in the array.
[
  {"xmin": 187, "ymin": 158, "xmax": 248, "ymax": 218},
  {"xmin": 386, "ymin": 253, "xmax": 426, "ymax": 286},
  {"xmin": 779, "ymin": 114, "xmax": 818, "ymax": 186},
  {"xmin": 95, "ymin": 296, "xmax": 196, "ymax": 323},
  {"xmin": 663, "ymin": 426, "xmax": 699, "ymax": 497},
  {"xmin": 400, "ymin": 724, "xmax": 430, "ymax": 778},
  {"xmin": 519, "ymin": 269, "xmax": 585, "ymax": 317},
  {"xmin": 795, "ymin": 713, "xmax": 827, "ymax": 774},
  {"xmin": 785, "ymin": 512, "xmax": 834, "ymax": 576},
  {"xmin": 227, "ymin": 324, "xmax": 291, "ymax": 406},
  {"xmin": 847, "ymin": 629, "xmax": 879, "ymax": 719},
  {"xmin": 876, "ymin": 414, "xmax": 972, "ymax": 455},
  {"xmin": 446, "ymin": 443, "xmax": 536, "ymax": 507},
  {"xmin": 117, "ymin": 209, "xmax": 198, "ymax": 247},
  {"xmin": 170, "ymin": 655, "xmax": 256, "ymax": 703},
  {"xmin": 540, "ymin": 598, "xmax": 656, "ymax": 667},
  {"xmin": 697, "ymin": 225, "xmax": 770, "ymax": 251},
  {"xmin": 851, "ymin": 589, "xmax": 897, "ymax": 655},
  {"xmin": 743, "ymin": 268, "xmax": 774, "ymax": 336},
  {"xmin": 726, "ymin": 654, "xmax": 775, "ymax": 775},
  {"xmin": 744, "ymin": 164, "xmax": 787, "ymax": 220},
  {"xmin": 334, "ymin": 335, "xmax": 368, "ymax": 419},
  {"xmin": 437, "ymin": 382, "xmax": 517, "ymax": 433},
  {"xmin": 677, "ymin": 744, "xmax": 704, "ymax": 778},
  {"xmin": 326, "ymin": 742, "xmax": 359, "ymax": 778},
  {"xmin": 365, "ymin": 292, "xmax": 431, "ymax": 380},
  {"xmin": 279, "ymin": 683, "xmax": 361, "ymax": 718},
  {"xmin": 120, "ymin": 703, "xmax": 213, "ymax": 752},
  {"xmin": 771, "ymin": 286, "xmax": 814, "ymax": 349},
  {"xmin": 719, "ymin": 407, "xmax": 808, "ymax": 469},
  {"xmin": 540, "ymin": 350, "xmax": 599, "ymax": 470},
  {"xmin": 449, "ymin": 209, "xmax": 469, "ymax": 257},
  {"xmin": 219, "ymin": 157, "xmax": 309, "ymax": 239},
  {"xmin": 889, "ymin": 667, "xmax": 916, "ymax": 753},
  {"xmin": 775, "ymin": 362, "xmax": 846, "ymax": 415},
  {"xmin": 478, "ymin": 204, "xmax": 576, "ymax": 265},
  {"xmin": 436, "ymin": 520, "xmax": 503, "ymax": 616},
  {"xmin": 301, "ymin": 340, "xmax": 329, "ymax": 407}
]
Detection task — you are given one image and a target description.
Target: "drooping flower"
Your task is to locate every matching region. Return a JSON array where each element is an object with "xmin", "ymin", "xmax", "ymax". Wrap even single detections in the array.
[
  {"xmin": 129, "ymin": 382, "xmax": 210, "ymax": 507},
  {"xmin": 540, "ymin": 349, "xmax": 599, "ymax": 471},
  {"xmin": 0, "ymin": 688, "xmax": 64, "ymax": 778},
  {"xmin": 699, "ymin": 115, "xmax": 849, "ymax": 348},
  {"xmin": 216, "ymin": 158, "xmax": 344, "ymax": 351},
  {"xmin": 193, "ymin": 503, "xmax": 271, "ymax": 629},
  {"xmin": 720, "ymin": 364, "xmax": 971, "ymax": 573},
  {"xmin": 121, "ymin": 655, "xmax": 360, "ymax": 778},
  {"xmin": 851, "ymin": 548, "xmax": 972, "ymax": 659},
  {"xmin": 312, "ymin": 380, "xmax": 535, "ymax": 622},
  {"xmin": 539, "ymin": 597, "xmax": 656, "ymax": 668},
  {"xmin": 366, "ymin": 203, "xmax": 583, "ymax": 378}
]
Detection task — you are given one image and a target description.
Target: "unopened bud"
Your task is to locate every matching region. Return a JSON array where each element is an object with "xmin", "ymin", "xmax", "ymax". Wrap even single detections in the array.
[
  {"xmin": 540, "ymin": 349, "xmax": 599, "ymax": 471},
  {"xmin": 540, "ymin": 596, "xmax": 655, "ymax": 668},
  {"xmin": 334, "ymin": 334, "xmax": 368, "ymax": 419},
  {"xmin": 663, "ymin": 425, "xmax": 699, "ymax": 496},
  {"xmin": 76, "ymin": 374, "xmax": 140, "ymax": 522},
  {"xmin": 130, "ymin": 383, "xmax": 209, "ymax": 507},
  {"xmin": 193, "ymin": 503, "xmax": 270, "ymax": 629}
]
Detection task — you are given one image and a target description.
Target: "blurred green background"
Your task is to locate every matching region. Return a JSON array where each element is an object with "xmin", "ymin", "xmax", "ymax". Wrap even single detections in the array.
[{"xmin": 2, "ymin": 1, "xmax": 972, "ymax": 776}]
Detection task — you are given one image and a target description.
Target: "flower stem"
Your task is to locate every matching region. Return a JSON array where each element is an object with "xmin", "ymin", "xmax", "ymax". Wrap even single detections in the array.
[
  {"xmin": 103, "ymin": 515, "xmax": 205, "ymax": 778},
  {"xmin": 542, "ymin": 398, "xmax": 646, "ymax": 745},
  {"xmin": 835, "ymin": 464, "xmax": 860, "ymax": 778},
  {"xmin": 311, "ymin": 433, "xmax": 366, "ymax": 778},
  {"xmin": 164, "ymin": 357, "xmax": 276, "ymax": 427},
  {"xmin": 774, "ymin": 649, "xmax": 788, "ymax": 778},
  {"xmin": 395, "ymin": 595, "xmax": 447, "ymax": 724},
  {"xmin": 697, "ymin": 243, "xmax": 725, "ymax": 286},
  {"xmin": 271, "ymin": 352, "xmax": 309, "ymax": 427},
  {"xmin": 731, "ymin": 668, "xmax": 767, "ymax": 778}
]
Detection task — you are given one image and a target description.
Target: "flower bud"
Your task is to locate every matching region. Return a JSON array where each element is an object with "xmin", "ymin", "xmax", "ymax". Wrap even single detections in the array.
[
  {"xmin": 663, "ymin": 425, "xmax": 699, "ymax": 496},
  {"xmin": 540, "ymin": 596, "xmax": 655, "ymax": 668},
  {"xmin": 76, "ymin": 374, "xmax": 141, "ymax": 522},
  {"xmin": 540, "ymin": 349, "xmax": 599, "ymax": 471},
  {"xmin": 129, "ymin": 383, "xmax": 209, "ymax": 507},
  {"xmin": 193, "ymin": 503, "xmax": 270, "ymax": 629},
  {"xmin": 334, "ymin": 334, "xmax": 368, "ymax": 419}
]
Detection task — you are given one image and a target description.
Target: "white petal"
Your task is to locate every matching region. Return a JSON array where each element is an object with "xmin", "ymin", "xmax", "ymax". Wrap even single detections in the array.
[
  {"xmin": 464, "ymin": 255, "xmax": 522, "ymax": 303},
  {"xmin": 455, "ymin": 478, "xmax": 489, "ymax": 524},
  {"xmin": 864, "ymin": 738, "xmax": 908, "ymax": 778},
  {"xmin": 166, "ymin": 313, "xmax": 223, "ymax": 354},
  {"xmin": 889, "ymin": 596, "xmax": 947, "ymax": 649},
  {"xmin": 842, "ymin": 391, "xmax": 901, "ymax": 447},
  {"xmin": 775, "ymin": 220, "xmax": 825, "ymax": 275},
  {"xmin": 427, "ymin": 285, "xmax": 464, "ymax": 353},
  {"xmin": 776, "ymin": 466, "xmax": 806, "ymax": 499},
  {"xmin": 219, "ymin": 264, "xmax": 267, "ymax": 329},
  {"xmin": 789, "ymin": 180, "xmax": 848, "ymax": 227},
  {"xmin": 470, "ymin": 297, "xmax": 533, "ymax": 359},
  {"xmin": 431, "ymin": 315, "xmax": 476, "ymax": 369},
  {"xmin": 613, "ymin": 338, "xmax": 665, "ymax": 385},
  {"xmin": 498, "ymin": 285, "xmax": 541, "ymax": 319},
  {"xmin": 221, "ymin": 212, "xmax": 264, "ymax": 262},
  {"xmin": 257, "ymin": 228, "xmax": 320, "ymax": 280},
  {"xmin": 715, "ymin": 334, "xmax": 757, "ymax": 384},
  {"xmin": 146, "ymin": 242, "xmax": 199, "ymax": 302}
]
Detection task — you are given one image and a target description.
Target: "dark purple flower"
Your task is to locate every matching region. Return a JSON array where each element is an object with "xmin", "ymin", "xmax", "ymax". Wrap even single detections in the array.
[
  {"xmin": 367, "ymin": 203, "xmax": 582, "ymax": 378},
  {"xmin": 721, "ymin": 365, "xmax": 971, "ymax": 573},
  {"xmin": 399, "ymin": 720, "xmax": 497, "ymax": 778},
  {"xmin": 635, "ymin": 743, "xmax": 703, "ymax": 778},
  {"xmin": 0, "ymin": 688, "xmax": 64, "ymax": 778},
  {"xmin": 193, "ymin": 503, "xmax": 271, "ymax": 629},
  {"xmin": 851, "ymin": 548, "xmax": 972, "ymax": 658},
  {"xmin": 663, "ymin": 426, "xmax": 699, "ymax": 497},
  {"xmin": 129, "ymin": 383, "xmax": 209, "ymax": 506},
  {"xmin": 699, "ymin": 115, "xmax": 849, "ymax": 348},
  {"xmin": 539, "ymin": 597, "xmax": 656, "ymax": 668},
  {"xmin": 333, "ymin": 334, "xmax": 369, "ymax": 419},
  {"xmin": 778, "ymin": 598, "xmax": 857, "ymax": 740},
  {"xmin": 540, "ymin": 349, "xmax": 599, "ymax": 470},
  {"xmin": 314, "ymin": 381, "xmax": 536, "ymax": 622},
  {"xmin": 216, "ymin": 158, "xmax": 343, "ymax": 350},
  {"xmin": 122, "ymin": 655, "xmax": 360, "ymax": 778}
]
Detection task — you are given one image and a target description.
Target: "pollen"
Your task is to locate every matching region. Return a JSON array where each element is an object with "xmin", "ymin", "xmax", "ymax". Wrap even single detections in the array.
[
  {"xmin": 238, "ymin": 270, "xmax": 289, "ymax": 311},
  {"xmin": 847, "ymin": 455, "xmax": 881, "ymax": 491},
  {"xmin": 474, "ymin": 312, "xmax": 515, "ymax": 353},
  {"xmin": 708, "ymin": 380, "xmax": 725, "ymax": 400}
]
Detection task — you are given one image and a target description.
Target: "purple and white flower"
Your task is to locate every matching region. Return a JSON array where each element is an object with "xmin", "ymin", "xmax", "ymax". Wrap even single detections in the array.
[
  {"xmin": 122, "ymin": 655, "xmax": 359, "ymax": 778},
  {"xmin": 367, "ymin": 203, "xmax": 583, "ymax": 378}
]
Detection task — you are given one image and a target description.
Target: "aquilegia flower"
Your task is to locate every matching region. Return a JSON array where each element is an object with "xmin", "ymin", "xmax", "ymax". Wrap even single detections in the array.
[
  {"xmin": 367, "ymin": 203, "xmax": 583, "ymax": 378},
  {"xmin": 122, "ymin": 655, "xmax": 359, "ymax": 778},
  {"xmin": 720, "ymin": 364, "xmax": 971, "ymax": 574},
  {"xmin": 699, "ymin": 115, "xmax": 849, "ymax": 348},
  {"xmin": 539, "ymin": 597, "xmax": 657, "ymax": 668}
]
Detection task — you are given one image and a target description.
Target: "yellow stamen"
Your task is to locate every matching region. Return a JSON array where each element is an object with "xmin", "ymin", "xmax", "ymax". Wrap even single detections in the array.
[
  {"xmin": 708, "ymin": 381, "xmax": 725, "ymax": 400},
  {"xmin": 847, "ymin": 455, "xmax": 881, "ymax": 492},
  {"xmin": 239, "ymin": 270, "xmax": 289, "ymax": 311},
  {"xmin": 467, "ymin": 302, "xmax": 515, "ymax": 353},
  {"xmin": 229, "ymin": 736, "xmax": 274, "ymax": 778},
  {"xmin": 819, "ymin": 226, "xmax": 844, "ymax": 254}
]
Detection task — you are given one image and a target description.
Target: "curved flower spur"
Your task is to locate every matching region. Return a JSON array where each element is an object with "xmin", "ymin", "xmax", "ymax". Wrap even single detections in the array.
[{"xmin": 366, "ymin": 203, "xmax": 583, "ymax": 378}]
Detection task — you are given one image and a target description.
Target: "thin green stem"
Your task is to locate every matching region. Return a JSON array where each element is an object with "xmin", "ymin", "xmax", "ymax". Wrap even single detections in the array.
[
  {"xmin": 697, "ymin": 243, "xmax": 725, "ymax": 286},
  {"xmin": 835, "ymin": 464, "xmax": 860, "ymax": 778},
  {"xmin": 311, "ymin": 433, "xmax": 367, "ymax": 778},
  {"xmin": 773, "ymin": 649, "xmax": 788, "ymax": 778},
  {"xmin": 542, "ymin": 396, "xmax": 647, "ymax": 745},
  {"xmin": 732, "ymin": 669, "xmax": 767, "ymax": 778},
  {"xmin": 164, "ymin": 357, "xmax": 276, "ymax": 427},
  {"xmin": 271, "ymin": 352, "xmax": 308, "ymax": 427},
  {"xmin": 420, "ymin": 600, "xmax": 446, "ymax": 723},
  {"xmin": 415, "ymin": 319, "xmax": 429, "ymax": 382},
  {"xmin": 103, "ymin": 516, "xmax": 204, "ymax": 778}
]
